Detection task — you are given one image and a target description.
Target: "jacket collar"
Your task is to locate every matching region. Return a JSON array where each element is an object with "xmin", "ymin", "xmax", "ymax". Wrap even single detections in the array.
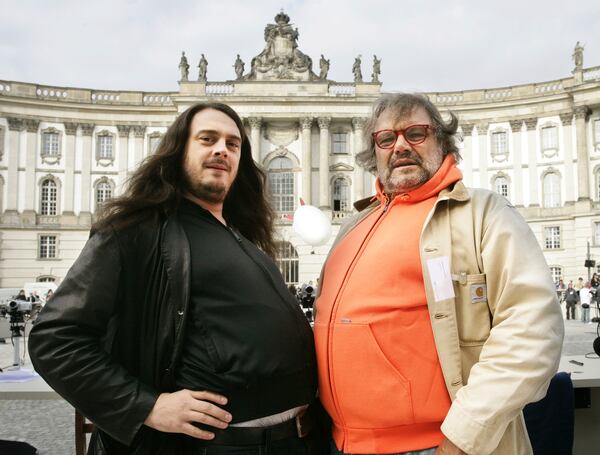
[{"xmin": 354, "ymin": 180, "xmax": 471, "ymax": 212}]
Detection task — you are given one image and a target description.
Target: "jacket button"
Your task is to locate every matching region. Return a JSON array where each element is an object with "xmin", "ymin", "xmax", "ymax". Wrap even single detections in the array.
[{"xmin": 177, "ymin": 310, "xmax": 184, "ymax": 316}]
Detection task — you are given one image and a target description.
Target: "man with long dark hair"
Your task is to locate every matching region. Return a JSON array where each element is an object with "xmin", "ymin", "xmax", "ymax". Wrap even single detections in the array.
[{"xmin": 29, "ymin": 103, "xmax": 323, "ymax": 454}]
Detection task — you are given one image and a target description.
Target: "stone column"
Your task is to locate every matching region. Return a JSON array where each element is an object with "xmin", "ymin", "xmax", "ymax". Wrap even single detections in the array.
[
  {"xmin": 63, "ymin": 122, "xmax": 78, "ymax": 215},
  {"xmin": 318, "ymin": 117, "xmax": 331, "ymax": 209},
  {"xmin": 574, "ymin": 106, "xmax": 590, "ymax": 200},
  {"xmin": 248, "ymin": 117, "xmax": 262, "ymax": 163},
  {"xmin": 300, "ymin": 117, "xmax": 313, "ymax": 204},
  {"xmin": 117, "ymin": 125, "xmax": 131, "ymax": 194},
  {"xmin": 80, "ymin": 123, "xmax": 94, "ymax": 221},
  {"xmin": 352, "ymin": 117, "xmax": 366, "ymax": 202},
  {"xmin": 5, "ymin": 117, "xmax": 23, "ymax": 215},
  {"xmin": 23, "ymin": 119, "xmax": 40, "ymax": 219},
  {"xmin": 460, "ymin": 123, "xmax": 474, "ymax": 187},
  {"xmin": 132, "ymin": 126, "xmax": 146, "ymax": 172},
  {"xmin": 477, "ymin": 122, "xmax": 489, "ymax": 189},
  {"xmin": 509, "ymin": 120, "xmax": 524, "ymax": 206},
  {"xmin": 525, "ymin": 118, "xmax": 539, "ymax": 206},
  {"xmin": 559, "ymin": 113, "xmax": 576, "ymax": 202}
]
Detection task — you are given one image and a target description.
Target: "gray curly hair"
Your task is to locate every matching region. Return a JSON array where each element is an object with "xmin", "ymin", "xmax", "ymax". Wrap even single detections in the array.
[{"xmin": 356, "ymin": 93, "xmax": 461, "ymax": 174}]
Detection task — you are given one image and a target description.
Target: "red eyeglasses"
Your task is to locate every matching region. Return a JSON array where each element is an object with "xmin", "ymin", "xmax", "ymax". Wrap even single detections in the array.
[{"xmin": 372, "ymin": 125, "xmax": 435, "ymax": 149}]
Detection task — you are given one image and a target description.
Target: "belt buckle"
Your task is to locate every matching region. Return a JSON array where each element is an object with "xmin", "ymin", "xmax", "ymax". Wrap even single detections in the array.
[{"xmin": 295, "ymin": 413, "xmax": 308, "ymax": 438}]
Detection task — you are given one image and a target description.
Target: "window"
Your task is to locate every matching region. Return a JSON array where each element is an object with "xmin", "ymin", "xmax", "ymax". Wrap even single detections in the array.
[
  {"xmin": 97, "ymin": 133, "xmax": 114, "ymax": 159},
  {"xmin": 275, "ymin": 241, "xmax": 298, "ymax": 285},
  {"xmin": 494, "ymin": 176, "xmax": 509, "ymax": 198},
  {"xmin": 37, "ymin": 276, "xmax": 56, "ymax": 282},
  {"xmin": 544, "ymin": 226, "xmax": 561, "ymax": 249},
  {"xmin": 96, "ymin": 181, "xmax": 113, "ymax": 210},
  {"xmin": 42, "ymin": 131, "xmax": 60, "ymax": 156},
  {"xmin": 542, "ymin": 172, "xmax": 561, "ymax": 208},
  {"xmin": 541, "ymin": 126, "xmax": 558, "ymax": 151},
  {"xmin": 268, "ymin": 157, "xmax": 294, "ymax": 212},
  {"xmin": 40, "ymin": 179, "xmax": 57, "ymax": 215},
  {"xmin": 0, "ymin": 126, "xmax": 5, "ymax": 158},
  {"xmin": 549, "ymin": 266, "xmax": 562, "ymax": 286},
  {"xmin": 594, "ymin": 119, "xmax": 600, "ymax": 143},
  {"xmin": 39, "ymin": 235, "xmax": 57, "ymax": 259},
  {"xmin": 332, "ymin": 133, "xmax": 348, "ymax": 154},
  {"xmin": 491, "ymin": 131, "xmax": 508, "ymax": 160},
  {"xmin": 594, "ymin": 221, "xmax": 600, "ymax": 246},
  {"xmin": 332, "ymin": 178, "xmax": 350, "ymax": 212},
  {"xmin": 149, "ymin": 135, "xmax": 162, "ymax": 154}
]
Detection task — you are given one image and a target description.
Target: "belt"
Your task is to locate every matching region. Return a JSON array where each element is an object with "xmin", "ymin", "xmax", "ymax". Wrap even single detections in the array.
[{"xmin": 190, "ymin": 406, "xmax": 315, "ymax": 446}]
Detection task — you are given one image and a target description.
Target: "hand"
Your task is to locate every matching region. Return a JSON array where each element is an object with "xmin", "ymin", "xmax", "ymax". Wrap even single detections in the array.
[
  {"xmin": 434, "ymin": 437, "xmax": 467, "ymax": 455},
  {"xmin": 144, "ymin": 389, "xmax": 232, "ymax": 439}
]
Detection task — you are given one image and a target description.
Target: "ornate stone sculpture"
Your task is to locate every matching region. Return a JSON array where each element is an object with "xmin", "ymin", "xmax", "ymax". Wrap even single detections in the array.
[
  {"xmin": 572, "ymin": 41, "xmax": 584, "ymax": 71},
  {"xmin": 198, "ymin": 54, "xmax": 208, "ymax": 82},
  {"xmin": 244, "ymin": 11, "xmax": 317, "ymax": 81},
  {"xmin": 352, "ymin": 55, "xmax": 362, "ymax": 83},
  {"xmin": 179, "ymin": 51, "xmax": 189, "ymax": 81},
  {"xmin": 319, "ymin": 54, "xmax": 330, "ymax": 80},
  {"xmin": 234, "ymin": 54, "xmax": 245, "ymax": 80},
  {"xmin": 371, "ymin": 55, "xmax": 381, "ymax": 83}
]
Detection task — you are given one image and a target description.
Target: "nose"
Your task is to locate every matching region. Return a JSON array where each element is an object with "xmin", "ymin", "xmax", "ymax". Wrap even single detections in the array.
[
  {"xmin": 392, "ymin": 132, "xmax": 412, "ymax": 153},
  {"xmin": 212, "ymin": 137, "xmax": 229, "ymax": 156}
]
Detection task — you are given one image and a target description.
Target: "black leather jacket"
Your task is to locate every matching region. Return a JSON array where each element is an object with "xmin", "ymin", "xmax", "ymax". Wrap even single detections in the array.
[{"xmin": 29, "ymin": 214, "xmax": 214, "ymax": 454}]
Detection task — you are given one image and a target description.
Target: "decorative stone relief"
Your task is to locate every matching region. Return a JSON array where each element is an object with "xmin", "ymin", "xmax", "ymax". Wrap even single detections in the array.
[
  {"xmin": 524, "ymin": 118, "xmax": 538, "ymax": 130},
  {"xmin": 508, "ymin": 120, "xmax": 523, "ymax": 132},
  {"xmin": 116, "ymin": 125, "xmax": 131, "ymax": 138},
  {"xmin": 300, "ymin": 117, "xmax": 313, "ymax": 130},
  {"xmin": 559, "ymin": 113, "xmax": 573, "ymax": 126},
  {"xmin": 64, "ymin": 122, "xmax": 78, "ymax": 136},
  {"xmin": 318, "ymin": 117, "xmax": 331, "ymax": 130},
  {"xmin": 265, "ymin": 123, "xmax": 299, "ymax": 147}
]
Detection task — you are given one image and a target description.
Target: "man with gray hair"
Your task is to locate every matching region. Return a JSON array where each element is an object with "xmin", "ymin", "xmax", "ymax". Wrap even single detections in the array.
[{"xmin": 314, "ymin": 93, "xmax": 564, "ymax": 455}]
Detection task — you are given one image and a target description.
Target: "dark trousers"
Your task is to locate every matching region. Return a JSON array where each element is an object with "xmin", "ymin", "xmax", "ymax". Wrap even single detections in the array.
[
  {"xmin": 183, "ymin": 431, "xmax": 324, "ymax": 455},
  {"xmin": 566, "ymin": 301, "xmax": 576, "ymax": 320}
]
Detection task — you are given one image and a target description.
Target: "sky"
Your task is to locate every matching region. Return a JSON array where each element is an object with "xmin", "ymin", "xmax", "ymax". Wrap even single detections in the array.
[{"xmin": 2, "ymin": 0, "xmax": 600, "ymax": 94}]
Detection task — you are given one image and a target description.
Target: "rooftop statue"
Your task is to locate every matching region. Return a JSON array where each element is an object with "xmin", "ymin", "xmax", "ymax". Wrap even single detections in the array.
[
  {"xmin": 234, "ymin": 54, "xmax": 245, "ymax": 80},
  {"xmin": 572, "ymin": 41, "xmax": 584, "ymax": 71},
  {"xmin": 244, "ymin": 11, "xmax": 317, "ymax": 81},
  {"xmin": 353, "ymin": 55, "xmax": 363, "ymax": 83},
  {"xmin": 371, "ymin": 55, "xmax": 381, "ymax": 83},
  {"xmin": 198, "ymin": 54, "xmax": 208, "ymax": 82},
  {"xmin": 319, "ymin": 54, "xmax": 330, "ymax": 80},
  {"xmin": 179, "ymin": 51, "xmax": 190, "ymax": 81}
]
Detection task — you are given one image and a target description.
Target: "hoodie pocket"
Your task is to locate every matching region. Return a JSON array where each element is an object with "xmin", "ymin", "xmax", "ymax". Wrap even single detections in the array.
[{"xmin": 330, "ymin": 322, "xmax": 414, "ymax": 428}]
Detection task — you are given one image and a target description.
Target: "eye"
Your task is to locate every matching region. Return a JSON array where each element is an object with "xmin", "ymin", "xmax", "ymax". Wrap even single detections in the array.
[{"xmin": 227, "ymin": 141, "xmax": 241, "ymax": 150}]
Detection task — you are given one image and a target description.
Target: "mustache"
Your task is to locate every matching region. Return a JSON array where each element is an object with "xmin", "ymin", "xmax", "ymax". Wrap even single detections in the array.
[
  {"xmin": 203, "ymin": 158, "xmax": 231, "ymax": 171},
  {"xmin": 389, "ymin": 151, "xmax": 423, "ymax": 168}
]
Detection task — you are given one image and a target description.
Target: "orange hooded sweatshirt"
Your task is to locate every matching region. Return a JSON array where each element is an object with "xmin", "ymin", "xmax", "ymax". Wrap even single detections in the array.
[{"xmin": 315, "ymin": 155, "xmax": 463, "ymax": 454}]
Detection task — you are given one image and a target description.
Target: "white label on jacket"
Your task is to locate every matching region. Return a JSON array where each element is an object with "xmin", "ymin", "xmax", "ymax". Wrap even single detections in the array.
[
  {"xmin": 427, "ymin": 256, "xmax": 455, "ymax": 302},
  {"xmin": 470, "ymin": 284, "xmax": 487, "ymax": 304}
]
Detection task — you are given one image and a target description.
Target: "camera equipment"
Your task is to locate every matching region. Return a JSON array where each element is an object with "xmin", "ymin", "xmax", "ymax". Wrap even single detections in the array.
[
  {"xmin": 0, "ymin": 299, "xmax": 38, "ymax": 371},
  {"xmin": 300, "ymin": 286, "xmax": 315, "ymax": 309}
]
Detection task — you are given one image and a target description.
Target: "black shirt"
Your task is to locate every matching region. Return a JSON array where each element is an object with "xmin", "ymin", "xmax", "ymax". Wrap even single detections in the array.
[{"xmin": 175, "ymin": 198, "xmax": 317, "ymax": 422}]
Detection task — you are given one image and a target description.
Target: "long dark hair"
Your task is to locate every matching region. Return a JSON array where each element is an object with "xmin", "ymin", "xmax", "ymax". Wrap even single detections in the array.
[{"xmin": 93, "ymin": 102, "xmax": 276, "ymax": 257}]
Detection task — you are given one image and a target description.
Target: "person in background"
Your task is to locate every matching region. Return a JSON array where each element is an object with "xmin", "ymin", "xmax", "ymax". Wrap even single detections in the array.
[
  {"xmin": 564, "ymin": 282, "xmax": 579, "ymax": 320},
  {"xmin": 579, "ymin": 282, "xmax": 593, "ymax": 324}
]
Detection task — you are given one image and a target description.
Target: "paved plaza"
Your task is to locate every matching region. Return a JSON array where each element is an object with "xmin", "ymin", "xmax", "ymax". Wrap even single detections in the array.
[{"xmin": 0, "ymin": 319, "xmax": 598, "ymax": 455}]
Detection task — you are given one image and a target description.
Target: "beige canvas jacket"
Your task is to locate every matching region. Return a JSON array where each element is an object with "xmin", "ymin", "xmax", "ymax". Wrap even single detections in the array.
[{"xmin": 319, "ymin": 181, "xmax": 564, "ymax": 455}]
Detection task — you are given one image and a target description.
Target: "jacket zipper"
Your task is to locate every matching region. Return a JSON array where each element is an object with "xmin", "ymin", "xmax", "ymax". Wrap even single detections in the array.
[{"xmin": 325, "ymin": 194, "xmax": 391, "ymax": 449}]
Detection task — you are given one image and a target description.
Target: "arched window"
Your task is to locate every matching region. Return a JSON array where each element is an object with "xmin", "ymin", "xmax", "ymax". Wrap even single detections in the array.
[
  {"xmin": 40, "ymin": 179, "xmax": 57, "ymax": 215},
  {"xmin": 332, "ymin": 178, "xmax": 350, "ymax": 212},
  {"xmin": 542, "ymin": 172, "xmax": 561, "ymax": 208},
  {"xmin": 268, "ymin": 157, "xmax": 294, "ymax": 212},
  {"xmin": 95, "ymin": 181, "xmax": 113, "ymax": 210},
  {"xmin": 275, "ymin": 241, "xmax": 299, "ymax": 285},
  {"xmin": 595, "ymin": 169, "xmax": 600, "ymax": 200},
  {"xmin": 493, "ymin": 175, "xmax": 509, "ymax": 198}
]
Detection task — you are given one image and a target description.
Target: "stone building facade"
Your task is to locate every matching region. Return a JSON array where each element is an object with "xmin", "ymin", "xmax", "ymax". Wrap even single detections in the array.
[{"xmin": 1, "ymin": 13, "xmax": 600, "ymax": 287}]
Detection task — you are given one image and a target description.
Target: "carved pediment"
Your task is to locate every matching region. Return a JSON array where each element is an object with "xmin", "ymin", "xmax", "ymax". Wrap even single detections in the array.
[
  {"xmin": 329, "ymin": 162, "xmax": 354, "ymax": 172},
  {"xmin": 244, "ymin": 12, "xmax": 317, "ymax": 81}
]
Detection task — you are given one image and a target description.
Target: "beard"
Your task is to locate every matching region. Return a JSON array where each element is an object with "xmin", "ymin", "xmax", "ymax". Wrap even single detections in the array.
[
  {"xmin": 379, "ymin": 150, "xmax": 442, "ymax": 194},
  {"xmin": 184, "ymin": 172, "xmax": 229, "ymax": 204}
]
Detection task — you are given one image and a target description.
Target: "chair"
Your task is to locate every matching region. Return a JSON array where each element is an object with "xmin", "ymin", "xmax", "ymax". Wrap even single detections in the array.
[
  {"xmin": 523, "ymin": 372, "xmax": 574, "ymax": 455},
  {"xmin": 75, "ymin": 410, "xmax": 95, "ymax": 455}
]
